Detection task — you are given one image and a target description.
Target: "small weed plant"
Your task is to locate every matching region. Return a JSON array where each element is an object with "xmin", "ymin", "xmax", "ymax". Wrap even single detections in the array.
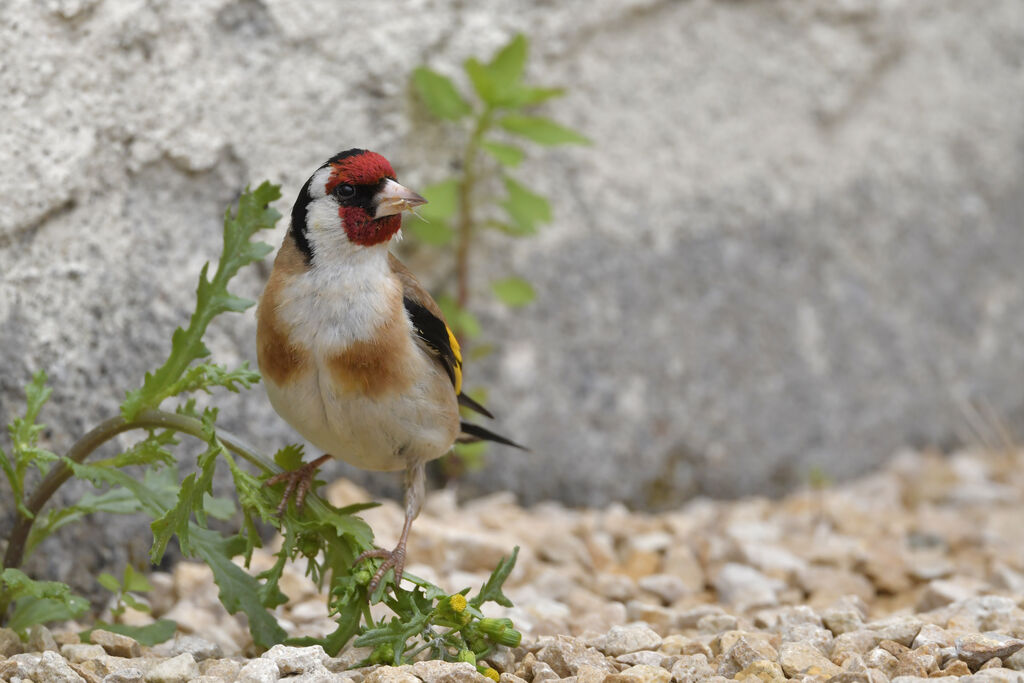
[
  {"xmin": 0, "ymin": 182, "xmax": 520, "ymax": 672},
  {"xmin": 410, "ymin": 33, "xmax": 587, "ymax": 471}
]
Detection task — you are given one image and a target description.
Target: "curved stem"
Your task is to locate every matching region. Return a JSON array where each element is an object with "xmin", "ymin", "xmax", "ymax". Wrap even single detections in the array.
[{"xmin": 0, "ymin": 409, "xmax": 276, "ymax": 618}]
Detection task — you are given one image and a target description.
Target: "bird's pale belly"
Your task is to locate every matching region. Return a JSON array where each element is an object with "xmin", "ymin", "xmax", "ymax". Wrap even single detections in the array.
[{"xmin": 263, "ymin": 355, "xmax": 459, "ymax": 472}]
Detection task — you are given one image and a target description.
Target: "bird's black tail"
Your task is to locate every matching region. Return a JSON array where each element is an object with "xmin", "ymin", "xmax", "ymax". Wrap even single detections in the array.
[{"xmin": 458, "ymin": 422, "xmax": 528, "ymax": 451}]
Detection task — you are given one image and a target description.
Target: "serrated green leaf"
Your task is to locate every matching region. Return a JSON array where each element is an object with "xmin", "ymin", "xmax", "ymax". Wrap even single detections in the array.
[
  {"xmin": 191, "ymin": 526, "xmax": 288, "ymax": 647},
  {"xmin": 500, "ymin": 177, "xmax": 552, "ymax": 235},
  {"xmin": 481, "ymin": 141, "xmax": 524, "ymax": 167},
  {"xmin": 149, "ymin": 413, "xmax": 224, "ymax": 561},
  {"xmin": 94, "ymin": 430, "xmax": 177, "ymax": 469},
  {"xmin": 272, "ymin": 444, "xmax": 306, "ymax": 472},
  {"xmin": 499, "ymin": 115, "xmax": 590, "ymax": 146},
  {"xmin": 167, "ymin": 362, "xmax": 261, "ymax": 398},
  {"xmin": 491, "ymin": 277, "xmax": 535, "ymax": 308},
  {"xmin": 150, "ymin": 473, "xmax": 198, "ymax": 560},
  {"xmin": 412, "ymin": 67, "xmax": 472, "ymax": 120},
  {"xmin": 2, "ymin": 569, "xmax": 90, "ymax": 633},
  {"xmin": 88, "ymin": 619, "xmax": 177, "ymax": 646},
  {"xmin": 469, "ymin": 546, "xmax": 519, "ymax": 609},
  {"xmin": 122, "ymin": 183, "xmax": 280, "ymax": 420},
  {"xmin": 8, "ymin": 595, "xmax": 89, "ymax": 633},
  {"xmin": 6, "ymin": 371, "xmax": 59, "ymax": 516}
]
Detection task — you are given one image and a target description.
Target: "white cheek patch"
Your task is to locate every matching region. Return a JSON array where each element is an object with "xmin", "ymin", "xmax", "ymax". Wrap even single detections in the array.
[
  {"xmin": 304, "ymin": 167, "xmax": 360, "ymax": 260},
  {"xmin": 308, "ymin": 166, "xmax": 333, "ymax": 199}
]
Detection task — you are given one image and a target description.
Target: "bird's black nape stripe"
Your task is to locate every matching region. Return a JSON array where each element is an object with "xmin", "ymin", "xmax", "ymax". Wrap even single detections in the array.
[
  {"xmin": 290, "ymin": 174, "xmax": 315, "ymax": 263},
  {"xmin": 403, "ymin": 297, "xmax": 459, "ymax": 389},
  {"xmin": 326, "ymin": 148, "xmax": 366, "ymax": 165}
]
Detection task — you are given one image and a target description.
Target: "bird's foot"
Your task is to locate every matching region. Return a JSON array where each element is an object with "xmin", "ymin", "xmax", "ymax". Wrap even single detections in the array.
[
  {"xmin": 355, "ymin": 542, "xmax": 408, "ymax": 593},
  {"xmin": 264, "ymin": 454, "xmax": 332, "ymax": 515}
]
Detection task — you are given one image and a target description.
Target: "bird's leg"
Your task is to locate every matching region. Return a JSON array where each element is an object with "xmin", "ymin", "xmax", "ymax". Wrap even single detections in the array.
[
  {"xmin": 264, "ymin": 453, "xmax": 333, "ymax": 515},
  {"xmin": 355, "ymin": 459, "xmax": 425, "ymax": 592}
]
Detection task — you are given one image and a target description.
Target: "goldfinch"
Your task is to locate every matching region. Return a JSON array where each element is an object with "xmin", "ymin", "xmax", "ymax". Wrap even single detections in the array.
[{"xmin": 257, "ymin": 149, "xmax": 522, "ymax": 590}]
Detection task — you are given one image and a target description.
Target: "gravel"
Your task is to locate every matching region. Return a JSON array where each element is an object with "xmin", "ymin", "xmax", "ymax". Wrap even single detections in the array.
[{"xmin": 4, "ymin": 447, "xmax": 1024, "ymax": 681}]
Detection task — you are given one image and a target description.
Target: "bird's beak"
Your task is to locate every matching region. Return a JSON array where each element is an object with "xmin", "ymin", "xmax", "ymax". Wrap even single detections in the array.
[{"xmin": 374, "ymin": 178, "xmax": 428, "ymax": 218}]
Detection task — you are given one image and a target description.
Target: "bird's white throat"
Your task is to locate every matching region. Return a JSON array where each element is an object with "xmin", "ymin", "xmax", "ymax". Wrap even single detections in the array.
[{"xmin": 278, "ymin": 245, "xmax": 401, "ymax": 353}]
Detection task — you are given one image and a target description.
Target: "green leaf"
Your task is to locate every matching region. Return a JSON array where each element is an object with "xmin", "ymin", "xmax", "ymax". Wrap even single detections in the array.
[
  {"xmin": 5, "ymin": 371, "xmax": 59, "ymax": 516},
  {"xmin": 95, "ymin": 430, "xmax": 178, "ymax": 469},
  {"xmin": 122, "ymin": 183, "xmax": 280, "ymax": 420},
  {"xmin": 470, "ymin": 546, "xmax": 519, "ymax": 609},
  {"xmin": 167, "ymin": 362, "xmax": 261, "ymax": 398},
  {"xmin": 412, "ymin": 67, "xmax": 472, "ymax": 120},
  {"xmin": 273, "ymin": 444, "xmax": 306, "ymax": 472},
  {"xmin": 418, "ymin": 178, "xmax": 460, "ymax": 224},
  {"xmin": 404, "ymin": 220, "xmax": 454, "ymax": 246},
  {"xmin": 97, "ymin": 573, "xmax": 121, "ymax": 593},
  {"xmin": 499, "ymin": 115, "xmax": 590, "ymax": 146},
  {"xmin": 87, "ymin": 619, "xmax": 177, "ymax": 646},
  {"xmin": 464, "ymin": 58, "xmax": 496, "ymax": 105},
  {"xmin": 511, "ymin": 86, "xmax": 565, "ymax": 106},
  {"xmin": 491, "ymin": 277, "xmax": 535, "ymax": 308},
  {"xmin": 122, "ymin": 565, "xmax": 152, "ymax": 593},
  {"xmin": 2, "ymin": 569, "xmax": 90, "ymax": 633},
  {"xmin": 500, "ymin": 177, "xmax": 552, "ymax": 235},
  {"xmin": 481, "ymin": 141, "xmax": 524, "ymax": 167},
  {"xmin": 121, "ymin": 593, "xmax": 151, "ymax": 613},
  {"xmin": 405, "ymin": 178, "xmax": 459, "ymax": 246},
  {"xmin": 437, "ymin": 296, "xmax": 481, "ymax": 339},
  {"xmin": 487, "ymin": 34, "xmax": 528, "ymax": 91},
  {"xmin": 191, "ymin": 526, "xmax": 288, "ymax": 648},
  {"xmin": 8, "ymin": 595, "xmax": 89, "ymax": 633},
  {"xmin": 149, "ymin": 412, "xmax": 224, "ymax": 561}
]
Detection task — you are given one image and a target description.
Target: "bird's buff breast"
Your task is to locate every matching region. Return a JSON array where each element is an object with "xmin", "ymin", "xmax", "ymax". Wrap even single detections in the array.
[
  {"xmin": 263, "ymin": 365, "xmax": 456, "ymax": 472},
  {"xmin": 258, "ymin": 257, "xmax": 458, "ymax": 471}
]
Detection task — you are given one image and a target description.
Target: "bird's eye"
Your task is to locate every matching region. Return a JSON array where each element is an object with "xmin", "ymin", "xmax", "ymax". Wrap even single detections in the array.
[{"xmin": 335, "ymin": 184, "xmax": 356, "ymax": 199}]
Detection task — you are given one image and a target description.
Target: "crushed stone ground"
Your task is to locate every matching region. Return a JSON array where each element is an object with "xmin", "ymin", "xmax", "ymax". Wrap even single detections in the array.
[{"xmin": 4, "ymin": 448, "xmax": 1024, "ymax": 682}]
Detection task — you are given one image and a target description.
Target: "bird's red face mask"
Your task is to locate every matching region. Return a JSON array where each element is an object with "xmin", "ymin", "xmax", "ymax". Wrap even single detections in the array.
[{"xmin": 326, "ymin": 152, "xmax": 426, "ymax": 247}]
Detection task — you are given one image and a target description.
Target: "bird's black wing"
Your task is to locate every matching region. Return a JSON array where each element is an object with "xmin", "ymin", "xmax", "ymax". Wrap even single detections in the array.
[{"xmin": 403, "ymin": 296, "xmax": 464, "ymax": 393}]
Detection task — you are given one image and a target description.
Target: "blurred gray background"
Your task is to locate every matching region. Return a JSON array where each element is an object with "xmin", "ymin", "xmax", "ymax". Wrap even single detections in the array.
[{"xmin": 2, "ymin": 0, "xmax": 1024, "ymax": 587}]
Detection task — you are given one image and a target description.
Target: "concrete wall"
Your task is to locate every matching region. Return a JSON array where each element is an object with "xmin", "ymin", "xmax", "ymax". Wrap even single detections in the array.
[{"xmin": 2, "ymin": 0, "xmax": 1024, "ymax": 582}]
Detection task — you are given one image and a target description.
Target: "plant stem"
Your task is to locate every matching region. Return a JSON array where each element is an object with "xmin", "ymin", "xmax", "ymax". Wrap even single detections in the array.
[
  {"xmin": 454, "ymin": 106, "xmax": 494, "ymax": 311},
  {"xmin": 0, "ymin": 409, "xmax": 274, "ymax": 619}
]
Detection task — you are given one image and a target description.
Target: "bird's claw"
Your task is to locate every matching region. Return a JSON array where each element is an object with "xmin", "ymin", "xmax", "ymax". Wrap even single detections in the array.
[
  {"xmin": 264, "ymin": 461, "xmax": 321, "ymax": 515},
  {"xmin": 355, "ymin": 544, "xmax": 407, "ymax": 593}
]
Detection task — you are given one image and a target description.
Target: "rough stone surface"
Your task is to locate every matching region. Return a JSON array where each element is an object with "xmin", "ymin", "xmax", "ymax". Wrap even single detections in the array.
[
  {"xmin": 91, "ymin": 629, "xmax": 142, "ymax": 658},
  {"xmin": 0, "ymin": 626, "xmax": 23, "ymax": 656},
  {"xmin": 955, "ymin": 633, "xmax": 1024, "ymax": 670},
  {"xmin": 590, "ymin": 623, "xmax": 663, "ymax": 657},
  {"xmin": 3, "ymin": 0, "xmax": 1024, "ymax": 593},
  {"xmin": 143, "ymin": 652, "xmax": 199, "ymax": 683}
]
